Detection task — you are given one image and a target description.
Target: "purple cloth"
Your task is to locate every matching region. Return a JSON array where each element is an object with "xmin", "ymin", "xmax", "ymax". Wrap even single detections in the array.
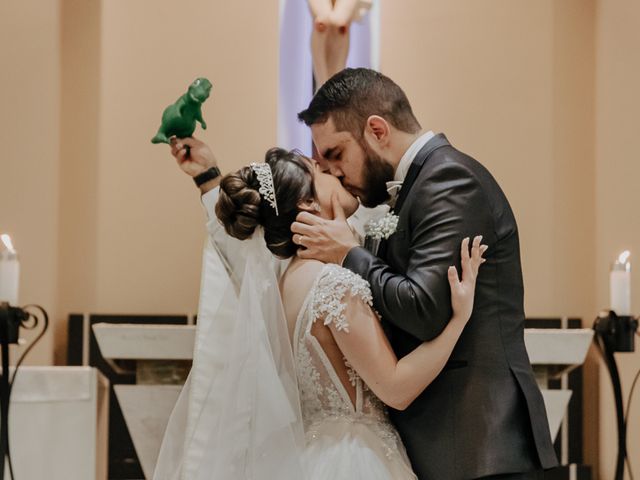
[{"xmin": 278, "ymin": 0, "xmax": 374, "ymax": 155}]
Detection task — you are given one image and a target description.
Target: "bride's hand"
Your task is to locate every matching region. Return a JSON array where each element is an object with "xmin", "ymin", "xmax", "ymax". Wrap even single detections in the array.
[
  {"xmin": 170, "ymin": 136, "xmax": 218, "ymax": 176},
  {"xmin": 169, "ymin": 136, "xmax": 221, "ymax": 193},
  {"xmin": 447, "ymin": 236, "xmax": 487, "ymax": 324}
]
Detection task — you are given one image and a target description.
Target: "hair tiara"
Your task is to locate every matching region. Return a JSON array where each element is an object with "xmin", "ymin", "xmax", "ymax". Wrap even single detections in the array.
[{"xmin": 250, "ymin": 162, "xmax": 279, "ymax": 216}]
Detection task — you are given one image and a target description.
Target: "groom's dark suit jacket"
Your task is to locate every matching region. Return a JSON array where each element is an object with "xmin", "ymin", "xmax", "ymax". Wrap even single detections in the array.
[{"xmin": 343, "ymin": 134, "xmax": 558, "ymax": 479}]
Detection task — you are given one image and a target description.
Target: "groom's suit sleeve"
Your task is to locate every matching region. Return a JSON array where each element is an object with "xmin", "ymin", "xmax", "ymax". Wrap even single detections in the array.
[{"xmin": 343, "ymin": 161, "xmax": 496, "ymax": 342}]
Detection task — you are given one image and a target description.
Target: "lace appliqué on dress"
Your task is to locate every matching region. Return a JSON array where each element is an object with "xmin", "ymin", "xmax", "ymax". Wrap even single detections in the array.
[
  {"xmin": 309, "ymin": 264, "xmax": 373, "ymax": 332},
  {"xmin": 294, "ymin": 264, "xmax": 407, "ymax": 463},
  {"xmin": 344, "ymin": 358, "xmax": 359, "ymax": 387},
  {"xmin": 297, "ymin": 340, "xmax": 325, "ymax": 418}
]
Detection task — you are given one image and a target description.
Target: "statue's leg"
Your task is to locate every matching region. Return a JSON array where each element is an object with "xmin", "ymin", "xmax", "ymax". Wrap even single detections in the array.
[
  {"xmin": 311, "ymin": 20, "xmax": 330, "ymax": 88},
  {"xmin": 324, "ymin": 24, "xmax": 350, "ymax": 83}
]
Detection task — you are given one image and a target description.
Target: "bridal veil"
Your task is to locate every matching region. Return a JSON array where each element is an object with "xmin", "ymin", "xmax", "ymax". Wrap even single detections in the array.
[{"xmin": 153, "ymin": 229, "xmax": 307, "ymax": 480}]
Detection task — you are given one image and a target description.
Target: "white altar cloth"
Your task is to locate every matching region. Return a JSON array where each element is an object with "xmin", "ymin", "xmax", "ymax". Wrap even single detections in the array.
[{"xmin": 2, "ymin": 366, "xmax": 109, "ymax": 480}]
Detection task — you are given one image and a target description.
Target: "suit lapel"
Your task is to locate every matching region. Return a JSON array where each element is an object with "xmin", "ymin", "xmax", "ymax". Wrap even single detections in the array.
[{"xmin": 392, "ymin": 133, "xmax": 451, "ymax": 214}]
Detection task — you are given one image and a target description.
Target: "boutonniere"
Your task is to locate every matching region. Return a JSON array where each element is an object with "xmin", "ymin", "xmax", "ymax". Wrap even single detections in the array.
[
  {"xmin": 364, "ymin": 212, "xmax": 399, "ymax": 255},
  {"xmin": 365, "ymin": 212, "xmax": 399, "ymax": 240}
]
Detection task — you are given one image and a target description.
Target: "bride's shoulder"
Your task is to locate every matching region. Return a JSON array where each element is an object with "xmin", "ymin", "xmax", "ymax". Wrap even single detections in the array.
[
  {"xmin": 310, "ymin": 264, "xmax": 373, "ymax": 332},
  {"xmin": 280, "ymin": 259, "xmax": 326, "ymax": 301},
  {"xmin": 282, "ymin": 259, "xmax": 325, "ymax": 284},
  {"xmin": 282, "ymin": 260, "xmax": 371, "ymax": 301}
]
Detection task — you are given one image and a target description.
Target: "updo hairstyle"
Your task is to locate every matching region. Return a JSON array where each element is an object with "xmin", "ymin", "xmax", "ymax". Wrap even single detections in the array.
[{"xmin": 215, "ymin": 148, "xmax": 315, "ymax": 258}]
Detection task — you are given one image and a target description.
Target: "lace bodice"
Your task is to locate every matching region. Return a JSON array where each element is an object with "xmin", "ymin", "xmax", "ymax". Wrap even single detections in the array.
[{"xmin": 293, "ymin": 264, "xmax": 401, "ymax": 455}]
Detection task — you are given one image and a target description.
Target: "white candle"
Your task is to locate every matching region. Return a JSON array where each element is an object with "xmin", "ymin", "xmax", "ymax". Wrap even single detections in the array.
[
  {"xmin": 610, "ymin": 250, "xmax": 631, "ymax": 316},
  {"xmin": 0, "ymin": 234, "xmax": 20, "ymax": 306}
]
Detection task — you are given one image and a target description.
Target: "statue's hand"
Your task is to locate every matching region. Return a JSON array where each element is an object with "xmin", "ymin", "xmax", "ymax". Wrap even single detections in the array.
[{"xmin": 329, "ymin": 0, "xmax": 359, "ymax": 27}]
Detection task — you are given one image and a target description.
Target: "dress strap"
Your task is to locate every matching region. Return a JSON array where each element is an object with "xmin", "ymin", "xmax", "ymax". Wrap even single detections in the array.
[{"xmin": 309, "ymin": 264, "xmax": 373, "ymax": 333}]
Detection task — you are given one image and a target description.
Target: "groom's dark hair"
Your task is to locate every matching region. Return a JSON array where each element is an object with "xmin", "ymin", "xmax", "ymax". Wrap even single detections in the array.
[{"xmin": 298, "ymin": 68, "xmax": 421, "ymax": 139}]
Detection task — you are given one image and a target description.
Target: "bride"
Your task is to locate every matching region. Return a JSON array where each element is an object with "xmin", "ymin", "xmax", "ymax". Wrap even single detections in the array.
[{"xmin": 154, "ymin": 146, "xmax": 486, "ymax": 480}]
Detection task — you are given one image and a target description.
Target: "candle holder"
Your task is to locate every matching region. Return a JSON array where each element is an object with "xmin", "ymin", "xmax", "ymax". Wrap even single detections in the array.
[
  {"xmin": 0, "ymin": 303, "xmax": 28, "ymax": 345},
  {"xmin": 594, "ymin": 310, "xmax": 638, "ymax": 353},
  {"xmin": 592, "ymin": 310, "xmax": 639, "ymax": 480},
  {"xmin": 0, "ymin": 302, "xmax": 49, "ymax": 480}
]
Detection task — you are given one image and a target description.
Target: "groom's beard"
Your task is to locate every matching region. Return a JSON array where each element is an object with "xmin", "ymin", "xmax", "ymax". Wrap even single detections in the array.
[{"xmin": 359, "ymin": 143, "xmax": 394, "ymax": 208}]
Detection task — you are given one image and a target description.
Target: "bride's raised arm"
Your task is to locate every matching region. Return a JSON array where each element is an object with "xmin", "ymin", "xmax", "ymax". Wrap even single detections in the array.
[{"xmin": 328, "ymin": 236, "xmax": 486, "ymax": 411}]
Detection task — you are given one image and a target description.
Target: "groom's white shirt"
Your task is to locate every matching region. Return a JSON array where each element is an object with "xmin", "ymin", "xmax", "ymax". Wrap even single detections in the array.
[
  {"xmin": 396, "ymin": 130, "xmax": 435, "ymax": 182},
  {"xmin": 385, "ymin": 130, "xmax": 435, "ymax": 200}
]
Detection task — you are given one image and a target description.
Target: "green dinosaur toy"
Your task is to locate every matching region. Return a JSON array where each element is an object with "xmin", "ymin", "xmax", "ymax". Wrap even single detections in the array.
[{"xmin": 151, "ymin": 77, "xmax": 212, "ymax": 144}]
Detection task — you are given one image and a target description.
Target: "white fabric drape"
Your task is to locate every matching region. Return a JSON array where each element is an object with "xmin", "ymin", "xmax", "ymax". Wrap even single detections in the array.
[{"xmin": 153, "ymin": 231, "xmax": 306, "ymax": 480}]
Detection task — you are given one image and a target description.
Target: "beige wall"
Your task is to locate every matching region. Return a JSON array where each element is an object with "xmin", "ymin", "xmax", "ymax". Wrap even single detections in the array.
[
  {"xmin": 1, "ymin": 0, "xmax": 278, "ymax": 363},
  {"xmin": 53, "ymin": 0, "xmax": 279, "ymax": 363},
  {"xmin": 595, "ymin": 0, "xmax": 640, "ymax": 477},
  {"xmin": 57, "ymin": 0, "xmax": 101, "ymax": 362},
  {"xmin": 0, "ymin": 1, "xmax": 60, "ymax": 364},
  {"xmin": 380, "ymin": 1, "xmax": 601, "ymax": 471},
  {"xmin": 93, "ymin": 0, "xmax": 279, "ymax": 316},
  {"xmin": 380, "ymin": 0, "xmax": 596, "ymax": 321},
  {"xmin": 2, "ymin": 1, "xmax": 638, "ymax": 476}
]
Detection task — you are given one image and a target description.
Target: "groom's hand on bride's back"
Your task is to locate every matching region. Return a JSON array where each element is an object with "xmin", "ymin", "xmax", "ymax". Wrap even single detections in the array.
[
  {"xmin": 292, "ymin": 193, "xmax": 359, "ymax": 264},
  {"xmin": 169, "ymin": 136, "xmax": 221, "ymax": 193}
]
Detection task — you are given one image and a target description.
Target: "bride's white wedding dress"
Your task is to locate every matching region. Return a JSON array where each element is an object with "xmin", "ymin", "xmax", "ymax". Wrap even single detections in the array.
[
  {"xmin": 294, "ymin": 264, "xmax": 416, "ymax": 479},
  {"xmin": 153, "ymin": 233, "xmax": 416, "ymax": 480}
]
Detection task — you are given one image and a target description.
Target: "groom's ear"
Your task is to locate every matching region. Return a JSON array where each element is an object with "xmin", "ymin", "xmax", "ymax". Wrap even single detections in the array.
[{"xmin": 364, "ymin": 115, "xmax": 391, "ymax": 147}]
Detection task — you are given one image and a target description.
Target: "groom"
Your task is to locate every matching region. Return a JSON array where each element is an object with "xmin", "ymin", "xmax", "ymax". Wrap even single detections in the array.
[{"xmin": 291, "ymin": 68, "xmax": 558, "ymax": 480}]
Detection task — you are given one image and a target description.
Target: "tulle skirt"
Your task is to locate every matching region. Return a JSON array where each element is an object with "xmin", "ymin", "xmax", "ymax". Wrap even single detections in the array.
[{"xmin": 302, "ymin": 418, "xmax": 417, "ymax": 480}]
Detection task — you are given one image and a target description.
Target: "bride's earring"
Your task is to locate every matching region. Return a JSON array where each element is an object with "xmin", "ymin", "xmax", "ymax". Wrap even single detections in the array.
[{"xmin": 312, "ymin": 202, "xmax": 322, "ymax": 212}]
